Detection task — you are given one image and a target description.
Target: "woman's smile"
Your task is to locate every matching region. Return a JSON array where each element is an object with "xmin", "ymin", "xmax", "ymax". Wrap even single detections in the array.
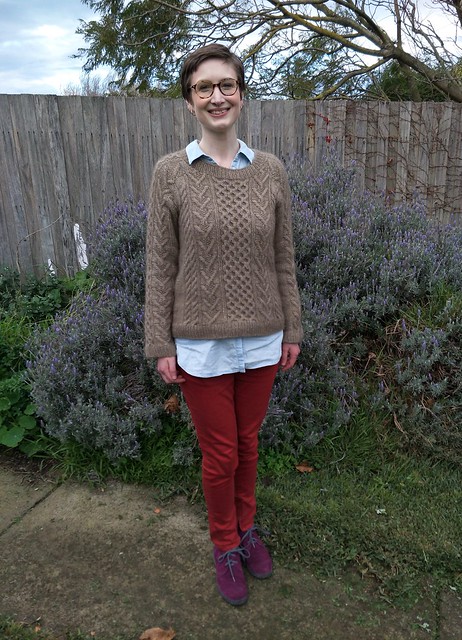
[{"xmin": 208, "ymin": 108, "xmax": 230, "ymax": 116}]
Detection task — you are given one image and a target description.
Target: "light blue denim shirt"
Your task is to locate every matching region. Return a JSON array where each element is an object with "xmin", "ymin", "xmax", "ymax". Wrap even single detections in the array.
[{"xmin": 175, "ymin": 139, "xmax": 283, "ymax": 378}]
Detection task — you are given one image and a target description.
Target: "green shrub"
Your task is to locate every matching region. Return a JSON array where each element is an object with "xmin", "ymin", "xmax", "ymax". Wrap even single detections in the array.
[
  {"xmin": 260, "ymin": 155, "xmax": 462, "ymax": 461},
  {"xmin": 0, "ymin": 266, "xmax": 90, "ymax": 322},
  {"xmin": 370, "ymin": 286, "xmax": 462, "ymax": 463},
  {"xmin": 0, "ymin": 312, "xmax": 39, "ymax": 450},
  {"xmin": 0, "ymin": 268, "xmax": 92, "ymax": 454}
]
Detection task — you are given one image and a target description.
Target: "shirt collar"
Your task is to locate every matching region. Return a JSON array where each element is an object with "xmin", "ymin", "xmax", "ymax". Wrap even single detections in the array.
[{"xmin": 185, "ymin": 139, "xmax": 254, "ymax": 165}]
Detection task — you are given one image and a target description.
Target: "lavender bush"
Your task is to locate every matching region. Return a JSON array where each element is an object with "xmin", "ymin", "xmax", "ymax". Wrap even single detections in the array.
[
  {"xmin": 27, "ymin": 199, "xmax": 165, "ymax": 460},
  {"xmin": 263, "ymin": 152, "xmax": 462, "ymax": 462},
  {"xmin": 27, "ymin": 157, "xmax": 462, "ymax": 463},
  {"xmin": 370, "ymin": 298, "xmax": 462, "ymax": 463}
]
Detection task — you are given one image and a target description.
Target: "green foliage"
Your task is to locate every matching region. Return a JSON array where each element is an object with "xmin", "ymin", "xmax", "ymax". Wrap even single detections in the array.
[
  {"xmin": 77, "ymin": 0, "xmax": 190, "ymax": 94},
  {"xmin": 365, "ymin": 60, "xmax": 452, "ymax": 101},
  {"xmin": 0, "ymin": 373, "xmax": 37, "ymax": 449},
  {"xmin": 369, "ymin": 285, "xmax": 462, "ymax": 463},
  {"xmin": 0, "ymin": 267, "xmax": 92, "ymax": 323},
  {"xmin": 0, "ymin": 312, "xmax": 41, "ymax": 452},
  {"xmin": 73, "ymin": 1, "xmax": 462, "ymax": 101},
  {"xmin": 0, "ymin": 268, "xmax": 93, "ymax": 454},
  {"xmin": 248, "ymin": 31, "xmax": 369, "ymax": 99}
]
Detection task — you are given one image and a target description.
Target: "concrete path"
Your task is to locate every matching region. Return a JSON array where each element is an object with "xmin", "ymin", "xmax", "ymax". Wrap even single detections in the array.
[{"xmin": 1, "ymin": 460, "xmax": 461, "ymax": 640}]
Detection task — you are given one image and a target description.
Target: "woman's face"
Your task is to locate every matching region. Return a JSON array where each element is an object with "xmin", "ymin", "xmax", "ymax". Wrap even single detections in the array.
[{"xmin": 187, "ymin": 58, "xmax": 243, "ymax": 135}]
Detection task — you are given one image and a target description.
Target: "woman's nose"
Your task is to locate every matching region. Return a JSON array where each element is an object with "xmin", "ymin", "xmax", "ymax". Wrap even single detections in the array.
[{"xmin": 210, "ymin": 85, "xmax": 225, "ymax": 102}]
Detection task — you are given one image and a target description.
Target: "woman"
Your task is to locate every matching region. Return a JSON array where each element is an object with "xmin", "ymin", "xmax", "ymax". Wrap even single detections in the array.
[{"xmin": 144, "ymin": 44, "xmax": 303, "ymax": 606}]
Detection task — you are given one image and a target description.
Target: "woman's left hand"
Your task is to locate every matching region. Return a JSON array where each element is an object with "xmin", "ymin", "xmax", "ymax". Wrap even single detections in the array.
[{"xmin": 279, "ymin": 342, "xmax": 300, "ymax": 371}]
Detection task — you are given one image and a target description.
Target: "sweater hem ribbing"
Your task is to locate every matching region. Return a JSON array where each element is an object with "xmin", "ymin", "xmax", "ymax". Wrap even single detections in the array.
[
  {"xmin": 171, "ymin": 320, "xmax": 285, "ymax": 341},
  {"xmin": 145, "ymin": 325, "xmax": 303, "ymax": 360}
]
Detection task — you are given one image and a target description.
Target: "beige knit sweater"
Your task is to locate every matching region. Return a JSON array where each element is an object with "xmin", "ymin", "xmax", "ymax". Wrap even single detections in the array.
[{"xmin": 144, "ymin": 149, "xmax": 303, "ymax": 358}]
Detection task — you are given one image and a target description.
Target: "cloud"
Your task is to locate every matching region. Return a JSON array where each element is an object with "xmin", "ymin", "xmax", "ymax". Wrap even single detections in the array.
[{"xmin": 0, "ymin": 0, "xmax": 100, "ymax": 94}]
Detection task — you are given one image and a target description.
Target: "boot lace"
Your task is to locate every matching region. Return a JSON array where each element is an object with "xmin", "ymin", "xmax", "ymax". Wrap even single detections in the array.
[
  {"xmin": 217, "ymin": 547, "xmax": 249, "ymax": 582},
  {"xmin": 240, "ymin": 525, "xmax": 270, "ymax": 550}
]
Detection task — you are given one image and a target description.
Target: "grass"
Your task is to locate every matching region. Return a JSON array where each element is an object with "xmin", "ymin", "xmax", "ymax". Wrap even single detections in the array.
[
  {"xmin": 40, "ymin": 418, "xmax": 202, "ymax": 491},
  {"xmin": 0, "ymin": 617, "xmax": 99, "ymax": 640},
  {"xmin": 0, "ymin": 617, "xmax": 136, "ymax": 640},
  {"xmin": 256, "ymin": 408, "xmax": 462, "ymax": 606}
]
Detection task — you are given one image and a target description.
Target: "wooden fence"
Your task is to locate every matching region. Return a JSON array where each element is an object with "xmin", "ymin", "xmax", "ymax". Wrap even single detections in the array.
[{"xmin": 1, "ymin": 95, "xmax": 462, "ymax": 277}]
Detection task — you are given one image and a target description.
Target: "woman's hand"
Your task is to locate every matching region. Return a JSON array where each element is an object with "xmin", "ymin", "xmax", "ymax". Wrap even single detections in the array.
[
  {"xmin": 157, "ymin": 357, "xmax": 186, "ymax": 384},
  {"xmin": 279, "ymin": 343, "xmax": 300, "ymax": 371}
]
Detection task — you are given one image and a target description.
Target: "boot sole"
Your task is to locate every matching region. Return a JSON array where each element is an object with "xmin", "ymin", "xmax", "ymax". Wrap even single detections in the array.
[
  {"xmin": 216, "ymin": 585, "xmax": 249, "ymax": 606},
  {"xmin": 244, "ymin": 564, "xmax": 273, "ymax": 579}
]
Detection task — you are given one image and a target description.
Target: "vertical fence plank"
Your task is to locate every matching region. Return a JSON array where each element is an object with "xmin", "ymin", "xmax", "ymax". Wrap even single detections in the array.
[
  {"xmin": 125, "ymin": 97, "xmax": 155, "ymax": 200},
  {"xmin": 395, "ymin": 102, "xmax": 412, "ymax": 202},
  {"xmin": 428, "ymin": 102, "xmax": 452, "ymax": 222},
  {"xmin": 82, "ymin": 97, "xmax": 114, "ymax": 221},
  {"xmin": 0, "ymin": 95, "xmax": 27, "ymax": 271},
  {"xmin": 39, "ymin": 96, "xmax": 75, "ymax": 275},
  {"xmin": 386, "ymin": 102, "xmax": 400, "ymax": 201},
  {"xmin": 445, "ymin": 102, "xmax": 462, "ymax": 224},
  {"xmin": 57, "ymin": 96, "xmax": 94, "ymax": 246},
  {"xmin": 106, "ymin": 96, "xmax": 133, "ymax": 201},
  {"xmin": 286, "ymin": 100, "xmax": 306, "ymax": 158},
  {"xmin": 237, "ymin": 99, "xmax": 260, "ymax": 149},
  {"xmin": 305, "ymin": 102, "xmax": 317, "ymax": 167},
  {"xmin": 7, "ymin": 95, "xmax": 56, "ymax": 275},
  {"xmin": 261, "ymin": 101, "xmax": 279, "ymax": 154},
  {"xmin": 375, "ymin": 101, "xmax": 390, "ymax": 194},
  {"xmin": 351, "ymin": 102, "xmax": 368, "ymax": 190},
  {"xmin": 326, "ymin": 100, "xmax": 347, "ymax": 165},
  {"xmin": 365, "ymin": 102, "xmax": 380, "ymax": 193},
  {"xmin": 343, "ymin": 101, "xmax": 357, "ymax": 170}
]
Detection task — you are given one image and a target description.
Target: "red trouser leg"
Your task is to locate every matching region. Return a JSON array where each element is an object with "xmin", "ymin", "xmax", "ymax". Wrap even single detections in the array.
[{"xmin": 179, "ymin": 364, "xmax": 278, "ymax": 552}]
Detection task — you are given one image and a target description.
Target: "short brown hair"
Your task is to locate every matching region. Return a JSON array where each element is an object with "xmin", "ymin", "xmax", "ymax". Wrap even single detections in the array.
[{"xmin": 180, "ymin": 44, "xmax": 245, "ymax": 102}]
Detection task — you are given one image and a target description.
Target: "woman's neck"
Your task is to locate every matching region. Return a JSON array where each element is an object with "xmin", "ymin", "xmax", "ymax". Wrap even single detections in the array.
[{"xmin": 199, "ymin": 131, "xmax": 240, "ymax": 168}]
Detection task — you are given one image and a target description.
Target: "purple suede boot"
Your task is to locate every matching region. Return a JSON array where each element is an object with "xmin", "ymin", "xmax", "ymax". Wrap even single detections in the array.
[
  {"xmin": 213, "ymin": 546, "xmax": 249, "ymax": 606},
  {"xmin": 240, "ymin": 526, "xmax": 273, "ymax": 579}
]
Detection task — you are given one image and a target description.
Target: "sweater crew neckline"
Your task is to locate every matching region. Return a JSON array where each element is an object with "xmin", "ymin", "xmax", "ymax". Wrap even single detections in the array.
[{"xmin": 184, "ymin": 149, "xmax": 267, "ymax": 179}]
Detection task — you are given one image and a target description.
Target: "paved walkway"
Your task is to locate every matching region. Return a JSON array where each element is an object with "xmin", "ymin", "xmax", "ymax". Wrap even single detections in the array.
[{"xmin": 1, "ymin": 460, "xmax": 461, "ymax": 640}]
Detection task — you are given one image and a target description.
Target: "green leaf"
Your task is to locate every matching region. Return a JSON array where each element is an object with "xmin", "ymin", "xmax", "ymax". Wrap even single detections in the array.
[
  {"xmin": 20, "ymin": 439, "xmax": 45, "ymax": 456},
  {"xmin": 18, "ymin": 414, "xmax": 37, "ymax": 430},
  {"xmin": 24, "ymin": 403, "xmax": 37, "ymax": 416},
  {"xmin": 4, "ymin": 389, "xmax": 21, "ymax": 405},
  {"xmin": 0, "ymin": 425, "xmax": 25, "ymax": 447},
  {"xmin": 0, "ymin": 397, "xmax": 11, "ymax": 411}
]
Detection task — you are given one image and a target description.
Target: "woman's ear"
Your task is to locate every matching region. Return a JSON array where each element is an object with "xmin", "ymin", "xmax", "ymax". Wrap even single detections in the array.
[{"xmin": 185, "ymin": 99, "xmax": 196, "ymax": 116}]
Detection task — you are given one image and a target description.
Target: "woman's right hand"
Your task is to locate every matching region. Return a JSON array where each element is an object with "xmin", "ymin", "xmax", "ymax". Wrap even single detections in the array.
[{"xmin": 157, "ymin": 356, "xmax": 186, "ymax": 384}]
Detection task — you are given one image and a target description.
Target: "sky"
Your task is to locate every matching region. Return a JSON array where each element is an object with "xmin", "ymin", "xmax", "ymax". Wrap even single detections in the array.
[
  {"xmin": 0, "ymin": 0, "xmax": 106, "ymax": 95},
  {"xmin": 0, "ymin": 0, "xmax": 460, "ymax": 95}
]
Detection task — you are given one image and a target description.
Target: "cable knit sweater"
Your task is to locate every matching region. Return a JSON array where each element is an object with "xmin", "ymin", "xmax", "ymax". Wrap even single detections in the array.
[{"xmin": 144, "ymin": 149, "xmax": 303, "ymax": 358}]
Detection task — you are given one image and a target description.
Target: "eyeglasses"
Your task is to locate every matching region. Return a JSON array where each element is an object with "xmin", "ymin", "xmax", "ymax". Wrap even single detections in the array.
[{"xmin": 189, "ymin": 78, "xmax": 240, "ymax": 99}]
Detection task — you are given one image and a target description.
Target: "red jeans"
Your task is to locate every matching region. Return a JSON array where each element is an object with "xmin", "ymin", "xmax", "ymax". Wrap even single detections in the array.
[{"xmin": 179, "ymin": 364, "xmax": 278, "ymax": 551}]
